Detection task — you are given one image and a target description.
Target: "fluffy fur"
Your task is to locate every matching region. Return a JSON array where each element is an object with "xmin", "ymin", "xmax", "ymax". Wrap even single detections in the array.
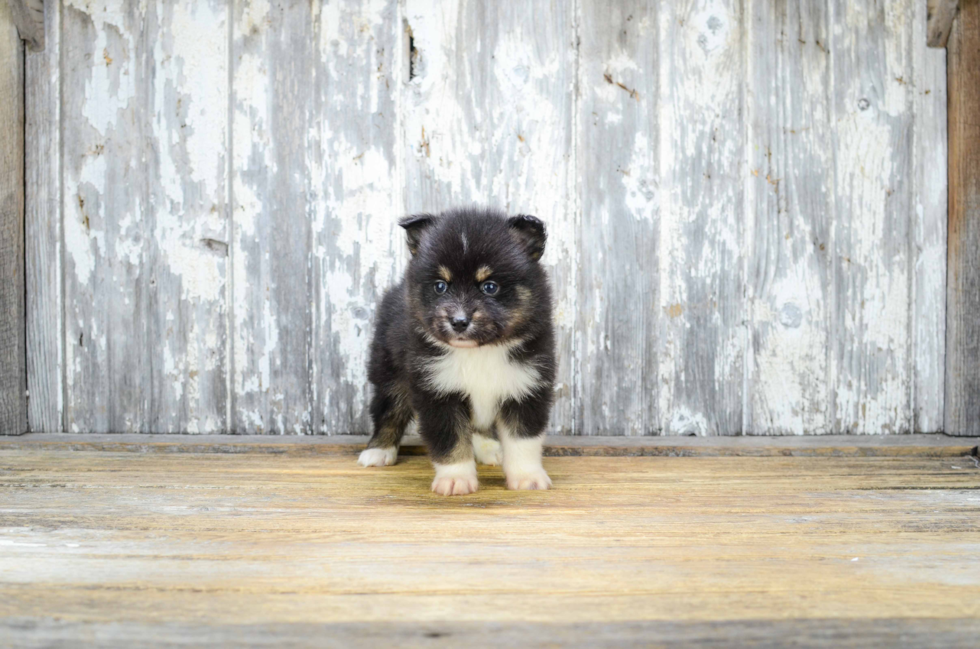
[{"xmin": 358, "ymin": 207, "xmax": 556, "ymax": 495}]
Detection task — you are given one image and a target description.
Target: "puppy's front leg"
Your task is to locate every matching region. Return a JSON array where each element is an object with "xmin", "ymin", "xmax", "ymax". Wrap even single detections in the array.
[
  {"xmin": 498, "ymin": 390, "xmax": 552, "ymax": 490},
  {"xmin": 417, "ymin": 395, "xmax": 478, "ymax": 496}
]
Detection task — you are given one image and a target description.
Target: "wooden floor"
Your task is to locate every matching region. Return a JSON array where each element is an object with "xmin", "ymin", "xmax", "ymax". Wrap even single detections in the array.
[{"xmin": 1, "ymin": 438, "xmax": 979, "ymax": 647}]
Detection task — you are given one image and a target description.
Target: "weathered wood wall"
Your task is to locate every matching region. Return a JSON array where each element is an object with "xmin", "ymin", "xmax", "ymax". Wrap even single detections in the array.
[
  {"xmin": 25, "ymin": 0, "xmax": 949, "ymax": 435},
  {"xmin": 1, "ymin": 0, "xmax": 27, "ymax": 435}
]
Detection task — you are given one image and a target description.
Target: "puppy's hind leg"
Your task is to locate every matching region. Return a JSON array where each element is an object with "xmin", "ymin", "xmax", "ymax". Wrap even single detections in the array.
[
  {"xmin": 472, "ymin": 429, "xmax": 503, "ymax": 466},
  {"xmin": 358, "ymin": 382, "xmax": 412, "ymax": 467}
]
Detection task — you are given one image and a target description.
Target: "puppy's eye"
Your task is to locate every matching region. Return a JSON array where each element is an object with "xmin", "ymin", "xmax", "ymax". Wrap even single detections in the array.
[
  {"xmin": 433, "ymin": 281, "xmax": 448, "ymax": 295},
  {"xmin": 480, "ymin": 281, "xmax": 499, "ymax": 296}
]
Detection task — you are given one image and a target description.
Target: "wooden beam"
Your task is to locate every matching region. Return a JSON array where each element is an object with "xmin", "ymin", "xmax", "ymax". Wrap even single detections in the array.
[
  {"xmin": 928, "ymin": 0, "xmax": 960, "ymax": 47},
  {"xmin": 946, "ymin": 0, "xmax": 980, "ymax": 436},
  {"xmin": 0, "ymin": 0, "xmax": 26, "ymax": 435},
  {"xmin": 24, "ymin": 0, "xmax": 59, "ymax": 431},
  {"xmin": 5, "ymin": 0, "xmax": 43, "ymax": 51}
]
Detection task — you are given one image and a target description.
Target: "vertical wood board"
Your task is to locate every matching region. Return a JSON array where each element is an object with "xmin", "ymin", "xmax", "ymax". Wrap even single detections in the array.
[
  {"xmin": 310, "ymin": 0, "xmax": 401, "ymax": 434},
  {"xmin": 744, "ymin": 0, "xmax": 833, "ymax": 435},
  {"xmin": 25, "ymin": 0, "xmax": 63, "ymax": 432},
  {"xmin": 658, "ymin": 0, "xmax": 745, "ymax": 435},
  {"xmin": 830, "ymin": 0, "xmax": 915, "ymax": 434},
  {"xmin": 945, "ymin": 0, "xmax": 980, "ymax": 436},
  {"xmin": 912, "ymin": 0, "xmax": 949, "ymax": 433},
  {"xmin": 231, "ymin": 0, "xmax": 314, "ymax": 432},
  {"xmin": 0, "ymin": 0, "xmax": 26, "ymax": 435},
  {"xmin": 575, "ymin": 0, "xmax": 660, "ymax": 435}
]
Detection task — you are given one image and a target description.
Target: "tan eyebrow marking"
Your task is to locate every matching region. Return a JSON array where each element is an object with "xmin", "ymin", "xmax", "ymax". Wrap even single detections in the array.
[
  {"xmin": 475, "ymin": 265, "xmax": 493, "ymax": 282},
  {"xmin": 438, "ymin": 266, "xmax": 453, "ymax": 282}
]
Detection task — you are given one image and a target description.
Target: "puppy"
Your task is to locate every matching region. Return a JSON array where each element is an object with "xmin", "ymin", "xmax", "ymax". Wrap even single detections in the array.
[{"xmin": 358, "ymin": 207, "xmax": 556, "ymax": 495}]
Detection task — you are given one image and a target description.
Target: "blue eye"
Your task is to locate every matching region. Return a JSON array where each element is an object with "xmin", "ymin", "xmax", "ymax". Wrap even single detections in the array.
[
  {"xmin": 480, "ymin": 281, "xmax": 499, "ymax": 296},
  {"xmin": 434, "ymin": 281, "xmax": 448, "ymax": 295}
]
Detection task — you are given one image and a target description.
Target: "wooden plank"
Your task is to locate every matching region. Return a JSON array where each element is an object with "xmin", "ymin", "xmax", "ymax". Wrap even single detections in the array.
[
  {"xmin": 913, "ymin": 0, "xmax": 949, "ymax": 432},
  {"xmin": 231, "ymin": 0, "xmax": 314, "ymax": 432},
  {"xmin": 927, "ymin": 0, "xmax": 959, "ymax": 48},
  {"xmin": 61, "ymin": 2, "xmax": 146, "ymax": 432},
  {"xmin": 25, "ymin": 0, "xmax": 62, "ymax": 432},
  {"xmin": 830, "ymin": 0, "xmax": 916, "ymax": 434},
  {"xmin": 574, "ymin": 1, "xmax": 659, "ymax": 435},
  {"xmin": 142, "ymin": 0, "xmax": 229, "ymax": 432},
  {"xmin": 744, "ymin": 1, "xmax": 833, "ymax": 435},
  {"xmin": 946, "ymin": 0, "xmax": 980, "ymax": 436},
  {"xmin": 310, "ymin": 0, "xmax": 401, "ymax": 434},
  {"xmin": 658, "ymin": 0, "xmax": 744, "ymax": 434},
  {"xmin": 6, "ymin": 0, "xmax": 44, "ymax": 51},
  {"xmin": 0, "ymin": 450, "xmax": 978, "ymax": 644},
  {"xmin": 1, "ymin": 432, "xmax": 975, "ymax": 458},
  {"xmin": 0, "ymin": 0, "xmax": 26, "ymax": 435},
  {"xmin": 61, "ymin": 1, "xmax": 229, "ymax": 432},
  {"xmin": 401, "ymin": 0, "xmax": 576, "ymax": 432}
]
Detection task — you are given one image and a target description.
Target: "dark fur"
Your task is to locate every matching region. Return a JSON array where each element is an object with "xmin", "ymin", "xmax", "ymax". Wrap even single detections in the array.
[{"xmin": 365, "ymin": 207, "xmax": 556, "ymax": 463}]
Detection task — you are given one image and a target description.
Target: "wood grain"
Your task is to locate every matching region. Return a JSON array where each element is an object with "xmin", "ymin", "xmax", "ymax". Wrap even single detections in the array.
[
  {"xmin": 6, "ymin": 0, "xmax": 44, "ymax": 51},
  {"xmin": 946, "ymin": 0, "xmax": 980, "ymax": 436},
  {"xmin": 310, "ymin": 0, "xmax": 401, "ymax": 434},
  {"xmin": 0, "ymin": 448, "xmax": 978, "ymax": 644},
  {"xmin": 913, "ymin": 0, "xmax": 950, "ymax": 432},
  {"xmin": 744, "ymin": 0, "xmax": 833, "ymax": 435},
  {"xmin": 831, "ymin": 0, "xmax": 916, "ymax": 434},
  {"xmin": 25, "ymin": 0, "xmax": 62, "ymax": 432},
  {"xmin": 0, "ymin": 0, "xmax": 26, "ymax": 435},
  {"xmin": 575, "ymin": 1, "xmax": 659, "ymax": 435},
  {"xmin": 60, "ymin": 1, "xmax": 229, "ymax": 432},
  {"xmin": 231, "ymin": 0, "xmax": 314, "ymax": 433},
  {"xmin": 927, "ymin": 0, "xmax": 960, "ymax": 48},
  {"xmin": 658, "ymin": 0, "xmax": 744, "ymax": 434}
]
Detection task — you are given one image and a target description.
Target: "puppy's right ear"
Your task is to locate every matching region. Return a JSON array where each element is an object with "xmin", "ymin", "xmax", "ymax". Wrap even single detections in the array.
[{"xmin": 399, "ymin": 214, "xmax": 436, "ymax": 256}]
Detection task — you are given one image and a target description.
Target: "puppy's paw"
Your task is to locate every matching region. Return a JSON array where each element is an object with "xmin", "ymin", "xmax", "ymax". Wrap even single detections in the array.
[
  {"xmin": 472, "ymin": 434, "xmax": 503, "ymax": 466},
  {"xmin": 358, "ymin": 447, "xmax": 398, "ymax": 467},
  {"xmin": 431, "ymin": 460, "xmax": 479, "ymax": 496},
  {"xmin": 505, "ymin": 467, "xmax": 552, "ymax": 491}
]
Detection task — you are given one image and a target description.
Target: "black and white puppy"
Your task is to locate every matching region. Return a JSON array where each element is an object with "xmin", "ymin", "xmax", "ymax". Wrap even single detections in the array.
[{"xmin": 358, "ymin": 207, "xmax": 556, "ymax": 495}]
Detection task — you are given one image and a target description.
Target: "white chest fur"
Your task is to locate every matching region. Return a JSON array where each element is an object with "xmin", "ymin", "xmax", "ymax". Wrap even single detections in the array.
[{"xmin": 423, "ymin": 343, "xmax": 540, "ymax": 430}]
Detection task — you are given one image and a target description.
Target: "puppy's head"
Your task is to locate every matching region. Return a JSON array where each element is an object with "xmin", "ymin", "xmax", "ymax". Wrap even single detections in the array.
[{"xmin": 401, "ymin": 208, "xmax": 548, "ymax": 349}]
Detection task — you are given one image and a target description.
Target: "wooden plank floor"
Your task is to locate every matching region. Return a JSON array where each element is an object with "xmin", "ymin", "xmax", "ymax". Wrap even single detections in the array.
[{"xmin": 1, "ymin": 442, "xmax": 979, "ymax": 647}]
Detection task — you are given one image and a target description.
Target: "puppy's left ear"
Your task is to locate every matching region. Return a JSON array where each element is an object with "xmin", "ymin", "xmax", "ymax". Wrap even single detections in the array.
[{"xmin": 508, "ymin": 214, "xmax": 546, "ymax": 261}]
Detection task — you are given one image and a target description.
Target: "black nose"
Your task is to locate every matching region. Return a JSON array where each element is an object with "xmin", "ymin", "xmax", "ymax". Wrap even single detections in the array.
[{"xmin": 450, "ymin": 316, "xmax": 470, "ymax": 332}]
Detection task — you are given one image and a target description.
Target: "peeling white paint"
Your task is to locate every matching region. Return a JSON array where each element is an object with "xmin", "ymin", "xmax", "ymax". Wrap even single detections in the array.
[{"xmin": 47, "ymin": 0, "xmax": 947, "ymax": 435}]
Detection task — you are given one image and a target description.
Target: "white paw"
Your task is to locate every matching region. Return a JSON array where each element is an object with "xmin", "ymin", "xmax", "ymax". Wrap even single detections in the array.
[
  {"xmin": 505, "ymin": 467, "xmax": 552, "ymax": 491},
  {"xmin": 358, "ymin": 447, "xmax": 398, "ymax": 467},
  {"xmin": 472, "ymin": 434, "xmax": 503, "ymax": 466},
  {"xmin": 431, "ymin": 460, "xmax": 479, "ymax": 496}
]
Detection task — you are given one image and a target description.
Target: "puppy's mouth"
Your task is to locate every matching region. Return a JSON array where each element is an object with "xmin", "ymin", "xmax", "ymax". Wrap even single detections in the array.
[{"xmin": 447, "ymin": 339, "xmax": 479, "ymax": 349}]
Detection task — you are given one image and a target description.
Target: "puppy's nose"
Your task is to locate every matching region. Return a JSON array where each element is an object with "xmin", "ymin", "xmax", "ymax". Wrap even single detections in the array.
[{"xmin": 450, "ymin": 315, "xmax": 470, "ymax": 332}]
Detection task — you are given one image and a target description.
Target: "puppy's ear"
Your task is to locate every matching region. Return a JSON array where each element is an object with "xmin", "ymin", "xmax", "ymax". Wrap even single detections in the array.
[
  {"xmin": 508, "ymin": 214, "xmax": 546, "ymax": 261},
  {"xmin": 399, "ymin": 213, "xmax": 436, "ymax": 256}
]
